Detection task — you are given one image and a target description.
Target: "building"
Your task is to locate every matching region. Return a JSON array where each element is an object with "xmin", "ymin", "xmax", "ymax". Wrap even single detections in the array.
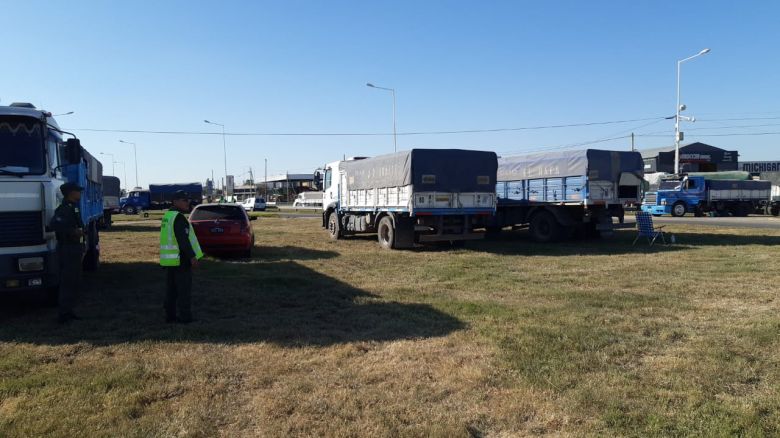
[
  {"xmin": 640, "ymin": 142, "xmax": 739, "ymax": 174},
  {"xmin": 739, "ymin": 161, "xmax": 780, "ymax": 186}
]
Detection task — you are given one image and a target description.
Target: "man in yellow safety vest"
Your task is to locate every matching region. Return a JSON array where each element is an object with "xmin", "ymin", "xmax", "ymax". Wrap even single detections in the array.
[{"xmin": 159, "ymin": 190, "xmax": 203, "ymax": 323}]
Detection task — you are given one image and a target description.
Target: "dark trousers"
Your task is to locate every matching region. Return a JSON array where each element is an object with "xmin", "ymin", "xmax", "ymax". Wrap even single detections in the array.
[
  {"xmin": 58, "ymin": 244, "xmax": 84, "ymax": 317},
  {"xmin": 164, "ymin": 266, "xmax": 192, "ymax": 321}
]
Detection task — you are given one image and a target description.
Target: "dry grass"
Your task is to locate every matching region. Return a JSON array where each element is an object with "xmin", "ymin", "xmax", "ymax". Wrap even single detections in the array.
[{"xmin": 1, "ymin": 216, "xmax": 780, "ymax": 437}]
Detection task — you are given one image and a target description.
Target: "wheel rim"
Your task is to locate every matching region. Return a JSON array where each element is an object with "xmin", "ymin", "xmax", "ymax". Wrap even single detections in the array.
[
  {"xmin": 674, "ymin": 205, "xmax": 685, "ymax": 216},
  {"xmin": 328, "ymin": 216, "xmax": 337, "ymax": 236},
  {"xmin": 379, "ymin": 224, "xmax": 390, "ymax": 244}
]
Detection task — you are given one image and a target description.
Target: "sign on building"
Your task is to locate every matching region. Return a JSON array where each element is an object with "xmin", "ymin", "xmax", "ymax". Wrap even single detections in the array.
[{"xmin": 740, "ymin": 161, "xmax": 780, "ymax": 172}]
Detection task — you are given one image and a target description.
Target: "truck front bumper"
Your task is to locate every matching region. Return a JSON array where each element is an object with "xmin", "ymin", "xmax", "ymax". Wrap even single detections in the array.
[
  {"xmin": 0, "ymin": 250, "xmax": 58, "ymax": 292},
  {"xmin": 640, "ymin": 204, "xmax": 670, "ymax": 216}
]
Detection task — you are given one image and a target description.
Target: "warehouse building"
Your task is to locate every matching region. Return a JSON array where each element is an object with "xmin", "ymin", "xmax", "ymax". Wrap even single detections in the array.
[{"xmin": 640, "ymin": 142, "xmax": 739, "ymax": 173}]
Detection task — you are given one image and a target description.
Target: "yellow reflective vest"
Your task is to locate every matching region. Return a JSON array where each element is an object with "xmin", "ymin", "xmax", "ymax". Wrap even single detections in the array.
[{"xmin": 159, "ymin": 210, "xmax": 204, "ymax": 267}]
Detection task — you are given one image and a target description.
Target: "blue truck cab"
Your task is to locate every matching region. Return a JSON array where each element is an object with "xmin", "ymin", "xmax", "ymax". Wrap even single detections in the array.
[
  {"xmin": 642, "ymin": 174, "xmax": 771, "ymax": 217},
  {"xmin": 0, "ymin": 103, "xmax": 103, "ymax": 296},
  {"xmin": 120, "ymin": 183, "xmax": 202, "ymax": 214},
  {"xmin": 642, "ymin": 176, "xmax": 705, "ymax": 217}
]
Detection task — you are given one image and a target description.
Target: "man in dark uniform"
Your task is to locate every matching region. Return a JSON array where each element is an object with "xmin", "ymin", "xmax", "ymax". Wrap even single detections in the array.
[
  {"xmin": 163, "ymin": 191, "xmax": 200, "ymax": 323},
  {"xmin": 50, "ymin": 182, "xmax": 85, "ymax": 324}
]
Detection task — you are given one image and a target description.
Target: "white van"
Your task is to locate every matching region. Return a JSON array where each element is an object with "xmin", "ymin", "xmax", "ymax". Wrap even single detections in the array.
[
  {"xmin": 292, "ymin": 191, "xmax": 323, "ymax": 207},
  {"xmin": 242, "ymin": 196, "xmax": 267, "ymax": 211}
]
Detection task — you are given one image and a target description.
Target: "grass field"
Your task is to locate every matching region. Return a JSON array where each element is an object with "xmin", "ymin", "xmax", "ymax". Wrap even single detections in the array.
[{"xmin": 1, "ymin": 217, "xmax": 779, "ymax": 437}]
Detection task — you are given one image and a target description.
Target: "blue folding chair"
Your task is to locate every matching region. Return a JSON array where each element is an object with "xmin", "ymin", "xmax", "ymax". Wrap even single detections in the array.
[{"xmin": 633, "ymin": 211, "xmax": 666, "ymax": 246}]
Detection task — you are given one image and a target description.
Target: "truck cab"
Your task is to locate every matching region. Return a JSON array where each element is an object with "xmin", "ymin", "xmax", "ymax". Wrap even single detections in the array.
[
  {"xmin": 120, "ymin": 189, "xmax": 150, "ymax": 214},
  {"xmin": 0, "ymin": 103, "xmax": 103, "ymax": 296},
  {"xmin": 642, "ymin": 176, "xmax": 704, "ymax": 217}
]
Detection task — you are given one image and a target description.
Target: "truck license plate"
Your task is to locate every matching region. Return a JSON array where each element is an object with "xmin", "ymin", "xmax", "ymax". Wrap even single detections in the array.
[{"xmin": 210, "ymin": 227, "xmax": 224, "ymax": 233}]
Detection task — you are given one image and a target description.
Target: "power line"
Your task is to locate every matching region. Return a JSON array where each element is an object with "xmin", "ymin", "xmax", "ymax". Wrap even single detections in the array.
[{"xmin": 64, "ymin": 116, "xmax": 668, "ymax": 138}]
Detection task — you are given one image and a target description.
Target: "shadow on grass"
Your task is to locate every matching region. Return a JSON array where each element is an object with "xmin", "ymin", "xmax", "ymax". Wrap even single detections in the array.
[
  {"xmin": 0, "ymin": 247, "xmax": 464, "ymax": 347},
  {"xmin": 106, "ymin": 224, "xmax": 161, "ymax": 233}
]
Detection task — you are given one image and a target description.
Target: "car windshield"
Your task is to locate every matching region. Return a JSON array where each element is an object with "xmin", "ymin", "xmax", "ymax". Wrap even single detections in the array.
[
  {"xmin": 191, "ymin": 205, "xmax": 245, "ymax": 221},
  {"xmin": 0, "ymin": 116, "xmax": 46, "ymax": 175}
]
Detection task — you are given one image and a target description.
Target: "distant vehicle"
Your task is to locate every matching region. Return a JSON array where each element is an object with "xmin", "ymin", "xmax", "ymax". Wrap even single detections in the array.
[
  {"xmin": 493, "ymin": 149, "xmax": 644, "ymax": 242},
  {"xmin": 642, "ymin": 173, "xmax": 771, "ymax": 217},
  {"xmin": 769, "ymin": 185, "xmax": 780, "ymax": 216},
  {"xmin": 320, "ymin": 149, "xmax": 497, "ymax": 249},
  {"xmin": 0, "ymin": 103, "xmax": 103, "ymax": 298},
  {"xmin": 100, "ymin": 175, "xmax": 121, "ymax": 229},
  {"xmin": 242, "ymin": 196, "xmax": 266, "ymax": 211},
  {"xmin": 190, "ymin": 203, "xmax": 256, "ymax": 257},
  {"xmin": 120, "ymin": 182, "xmax": 202, "ymax": 214},
  {"xmin": 292, "ymin": 191, "xmax": 323, "ymax": 207}
]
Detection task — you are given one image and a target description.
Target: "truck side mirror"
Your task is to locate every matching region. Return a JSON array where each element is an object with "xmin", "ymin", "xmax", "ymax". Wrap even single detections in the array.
[
  {"xmin": 313, "ymin": 171, "xmax": 322, "ymax": 190},
  {"xmin": 65, "ymin": 138, "xmax": 82, "ymax": 164}
]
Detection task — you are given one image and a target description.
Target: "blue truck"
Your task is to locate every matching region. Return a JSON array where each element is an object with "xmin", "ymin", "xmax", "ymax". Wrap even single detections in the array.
[
  {"xmin": 493, "ymin": 149, "xmax": 645, "ymax": 242},
  {"xmin": 0, "ymin": 103, "xmax": 103, "ymax": 298},
  {"xmin": 641, "ymin": 174, "xmax": 771, "ymax": 217},
  {"xmin": 120, "ymin": 183, "xmax": 202, "ymax": 214}
]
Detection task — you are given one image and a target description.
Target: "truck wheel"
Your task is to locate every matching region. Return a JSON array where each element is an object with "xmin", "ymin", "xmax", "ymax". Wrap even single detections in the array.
[
  {"xmin": 671, "ymin": 202, "xmax": 686, "ymax": 217},
  {"xmin": 327, "ymin": 212, "xmax": 342, "ymax": 240},
  {"xmin": 771, "ymin": 205, "xmax": 780, "ymax": 217},
  {"xmin": 377, "ymin": 216, "xmax": 395, "ymax": 249},
  {"xmin": 529, "ymin": 211, "xmax": 561, "ymax": 243},
  {"xmin": 123, "ymin": 206, "xmax": 137, "ymax": 215}
]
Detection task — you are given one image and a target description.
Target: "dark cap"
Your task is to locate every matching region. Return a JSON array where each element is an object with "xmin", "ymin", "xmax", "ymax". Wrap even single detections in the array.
[
  {"xmin": 172, "ymin": 190, "xmax": 190, "ymax": 201},
  {"xmin": 60, "ymin": 182, "xmax": 84, "ymax": 196}
]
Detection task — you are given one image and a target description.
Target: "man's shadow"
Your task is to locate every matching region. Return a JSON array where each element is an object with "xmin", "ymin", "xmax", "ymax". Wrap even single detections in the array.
[{"xmin": 0, "ymin": 247, "xmax": 464, "ymax": 347}]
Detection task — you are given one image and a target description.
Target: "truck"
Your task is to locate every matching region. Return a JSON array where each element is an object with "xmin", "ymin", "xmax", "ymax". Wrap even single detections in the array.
[
  {"xmin": 99, "ymin": 175, "xmax": 121, "ymax": 229},
  {"xmin": 641, "ymin": 173, "xmax": 771, "ymax": 217},
  {"xmin": 769, "ymin": 185, "xmax": 780, "ymax": 216},
  {"xmin": 493, "ymin": 149, "xmax": 645, "ymax": 242},
  {"xmin": 292, "ymin": 191, "xmax": 323, "ymax": 207},
  {"xmin": 120, "ymin": 182, "xmax": 202, "ymax": 214},
  {"xmin": 320, "ymin": 149, "xmax": 498, "ymax": 249},
  {"xmin": 0, "ymin": 103, "xmax": 103, "ymax": 298}
]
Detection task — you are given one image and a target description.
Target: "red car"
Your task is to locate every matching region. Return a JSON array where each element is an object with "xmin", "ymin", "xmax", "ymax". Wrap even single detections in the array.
[{"xmin": 189, "ymin": 203, "xmax": 256, "ymax": 257}]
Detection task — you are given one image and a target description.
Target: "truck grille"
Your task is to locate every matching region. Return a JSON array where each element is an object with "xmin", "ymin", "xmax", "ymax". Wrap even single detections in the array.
[
  {"xmin": 644, "ymin": 192, "xmax": 657, "ymax": 205},
  {"xmin": 0, "ymin": 212, "xmax": 44, "ymax": 247}
]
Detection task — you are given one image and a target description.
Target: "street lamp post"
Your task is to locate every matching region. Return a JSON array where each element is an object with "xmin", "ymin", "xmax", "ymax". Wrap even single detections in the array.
[
  {"xmin": 119, "ymin": 140, "xmax": 139, "ymax": 188},
  {"xmin": 366, "ymin": 83, "xmax": 397, "ymax": 152},
  {"xmin": 204, "ymin": 120, "xmax": 228, "ymax": 192},
  {"xmin": 99, "ymin": 152, "xmax": 115, "ymax": 176},
  {"xmin": 115, "ymin": 161, "xmax": 128, "ymax": 192},
  {"xmin": 674, "ymin": 48, "xmax": 711, "ymax": 174}
]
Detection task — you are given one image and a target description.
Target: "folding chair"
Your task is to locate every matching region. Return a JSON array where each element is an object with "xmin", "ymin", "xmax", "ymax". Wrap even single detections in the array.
[{"xmin": 633, "ymin": 211, "xmax": 666, "ymax": 246}]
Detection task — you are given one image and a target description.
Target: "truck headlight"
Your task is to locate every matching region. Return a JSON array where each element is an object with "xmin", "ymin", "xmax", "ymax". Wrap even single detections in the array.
[
  {"xmin": 661, "ymin": 200, "xmax": 667, "ymax": 206},
  {"xmin": 18, "ymin": 257, "xmax": 44, "ymax": 272}
]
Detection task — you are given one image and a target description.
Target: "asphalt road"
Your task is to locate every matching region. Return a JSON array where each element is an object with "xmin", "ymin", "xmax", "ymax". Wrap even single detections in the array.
[{"xmin": 622, "ymin": 215, "xmax": 780, "ymax": 230}]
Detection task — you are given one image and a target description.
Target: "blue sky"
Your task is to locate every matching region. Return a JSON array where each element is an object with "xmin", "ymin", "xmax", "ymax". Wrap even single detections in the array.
[{"xmin": 2, "ymin": 1, "xmax": 779, "ymax": 187}]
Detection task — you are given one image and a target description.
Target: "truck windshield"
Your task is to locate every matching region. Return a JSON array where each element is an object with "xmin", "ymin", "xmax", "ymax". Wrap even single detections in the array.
[
  {"xmin": 659, "ymin": 181, "xmax": 682, "ymax": 190},
  {"xmin": 0, "ymin": 116, "xmax": 46, "ymax": 175}
]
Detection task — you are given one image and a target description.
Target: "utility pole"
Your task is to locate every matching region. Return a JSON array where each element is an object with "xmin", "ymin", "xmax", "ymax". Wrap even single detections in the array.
[
  {"xmin": 264, "ymin": 158, "xmax": 268, "ymax": 198},
  {"xmin": 631, "ymin": 133, "xmax": 635, "ymax": 151}
]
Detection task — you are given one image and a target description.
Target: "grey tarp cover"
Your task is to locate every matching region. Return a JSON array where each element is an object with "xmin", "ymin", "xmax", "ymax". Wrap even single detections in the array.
[
  {"xmin": 101, "ymin": 176, "xmax": 121, "ymax": 197},
  {"xmin": 707, "ymin": 179, "xmax": 771, "ymax": 190},
  {"xmin": 498, "ymin": 149, "xmax": 644, "ymax": 182},
  {"xmin": 341, "ymin": 149, "xmax": 498, "ymax": 192}
]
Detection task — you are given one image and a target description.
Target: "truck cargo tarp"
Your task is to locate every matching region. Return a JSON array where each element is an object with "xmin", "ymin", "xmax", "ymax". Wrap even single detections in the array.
[
  {"xmin": 688, "ymin": 171, "xmax": 751, "ymax": 181},
  {"xmin": 707, "ymin": 179, "xmax": 771, "ymax": 190},
  {"xmin": 498, "ymin": 149, "xmax": 644, "ymax": 182},
  {"xmin": 101, "ymin": 176, "xmax": 121, "ymax": 197},
  {"xmin": 341, "ymin": 149, "xmax": 497, "ymax": 192}
]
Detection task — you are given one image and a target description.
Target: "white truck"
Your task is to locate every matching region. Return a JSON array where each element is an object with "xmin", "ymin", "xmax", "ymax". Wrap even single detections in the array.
[
  {"xmin": 292, "ymin": 191, "xmax": 323, "ymax": 207},
  {"xmin": 320, "ymin": 149, "xmax": 498, "ymax": 249}
]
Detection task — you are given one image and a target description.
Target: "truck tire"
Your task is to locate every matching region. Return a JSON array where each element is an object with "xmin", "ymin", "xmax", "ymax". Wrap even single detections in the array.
[
  {"xmin": 83, "ymin": 223, "xmax": 100, "ymax": 271},
  {"xmin": 529, "ymin": 211, "xmax": 562, "ymax": 243},
  {"xmin": 377, "ymin": 216, "xmax": 395, "ymax": 249},
  {"xmin": 123, "ymin": 206, "xmax": 137, "ymax": 215},
  {"xmin": 327, "ymin": 212, "xmax": 342, "ymax": 240},
  {"xmin": 771, "ymin": 205, "xmax": 780, "ymax": 217},
  {"xmin": 671, "ymin": 202, "xmax": 687, "ymax": 217}
]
